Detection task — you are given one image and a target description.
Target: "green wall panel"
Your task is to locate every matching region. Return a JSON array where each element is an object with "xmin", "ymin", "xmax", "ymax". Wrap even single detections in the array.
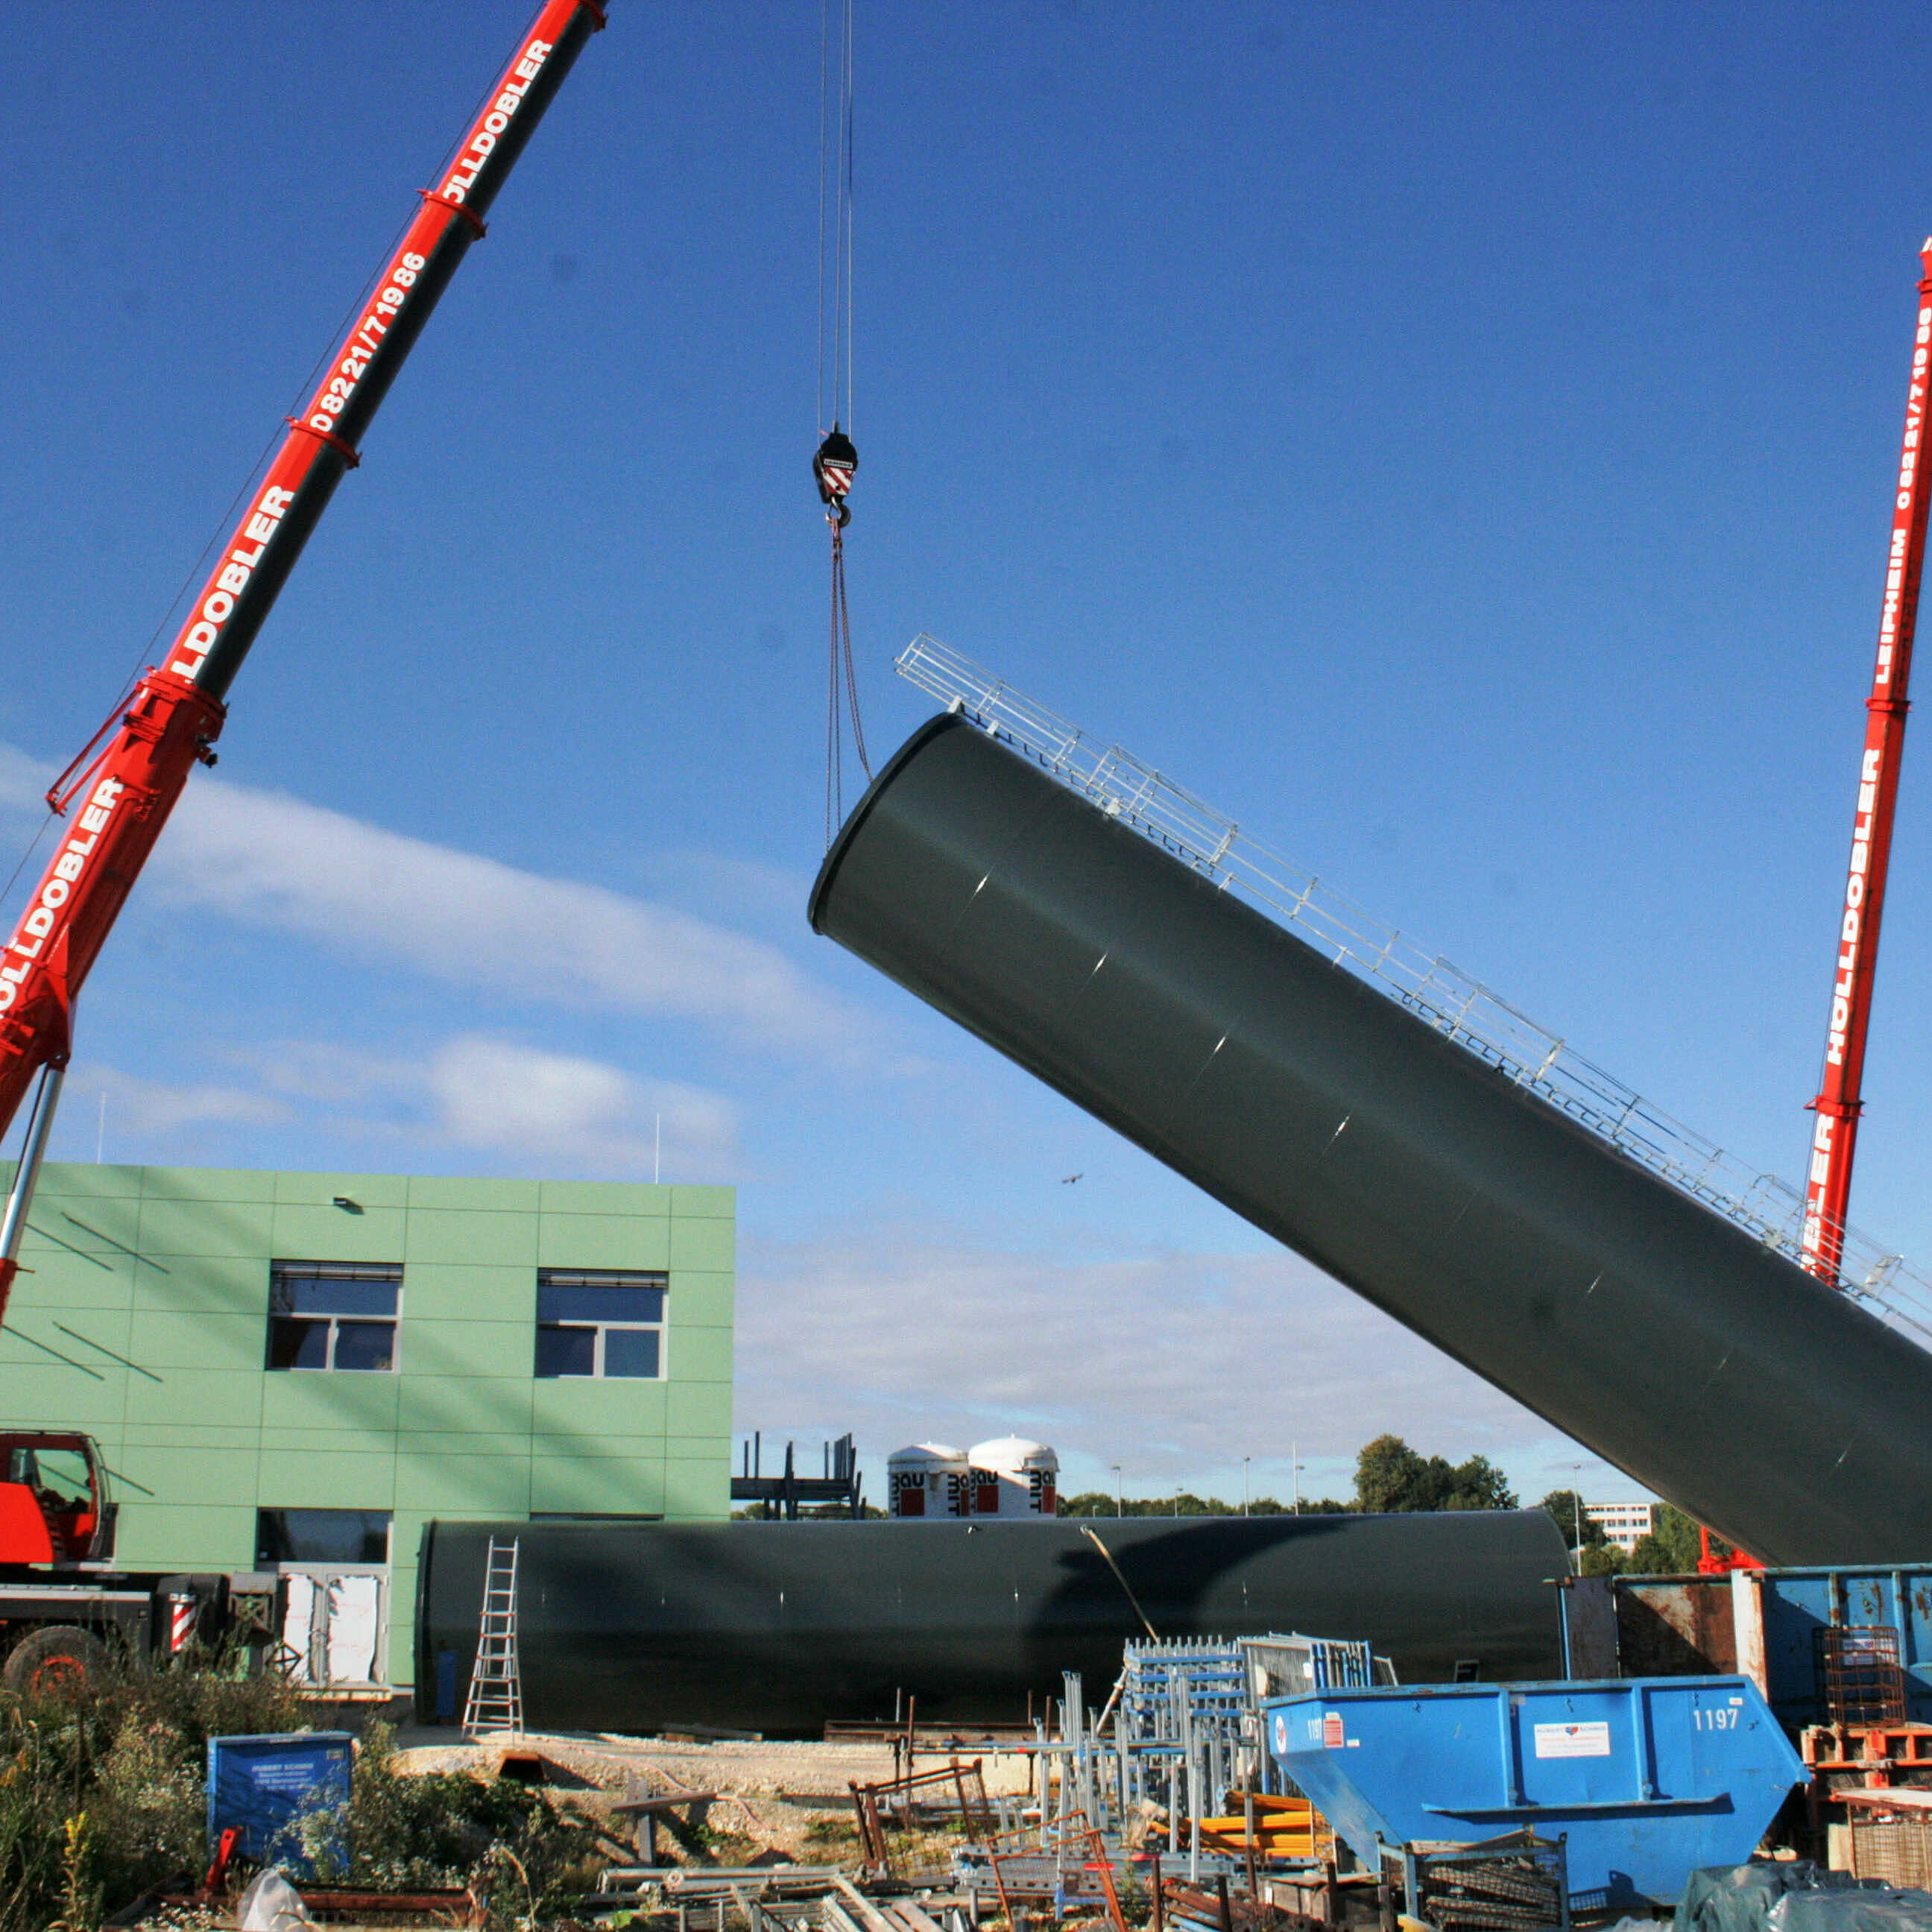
[
  {"xmin": 396, "ymin": 1265, "xmax": 534, "ymax": 1324},
  {"xmin": 136, "ymin": 1198, "xmax": 273, "ymax": 1258},
  {"xmin": 124, "ymin": 1368, "xmax": 265, "ymax": 1427},
  {"xmin": 8, "ymin": 1251, "xmax": 133, "ymax": 1312},
  {"xmin": 401, "ymin": 1319, "xmax": 533, "ymax": 1380},
  {"xmin": 113, "ymin": 1503, "xmax": 255, "ymax": 1569},
  {"xmin": 662, "ymin": 1456, "xmax": 731, "ymax": 1519},
  {"xmin": 536, "ymin": 1214, "xmax": 670, "ymax": 1270},
  {"xmin": 128, "ymin": 1311, "xmax": 265, "ymax": 1374},
  {"xmin": 270, "ymin": 1205, "xmax": 408, "ymax": 1263},
  {"xmin": 669, "ymin": 1328, "xmax": 733, "ymax": 1382},
  {"xmin": 115, "ymin": 1445, "xmax": 259, "ymax": 1506},
  {"xmin": 669, "ymin": 1217, "xmax": 736, "ymax": 1271},
  {"xmin": 275, "ymin": 1172, "xmax": 410, "ymax": 1210},
  {"xmin": 131, "ymin": 1256, "xmax": 269, "ymax": 1317},
  {"xmin": 36, "ymin": 1165, "xmax": 142, "ymax": 1201},
  {"xmin": 32, "ymin": 1193, "xmax": 144, "ymax": 1247},
  {"xmin": 408, "ymin": 1177, "xmax": 540, "ymax": 1213},
  {"xmin": 260, "ymin": 1372, "xmax": 400, "ymax": 1432},
  {"xmin": 668, "ymin": 1383, "xmax": 733, "ymax": 1436},
  {"xmin": 530, "ymin": 1455, "xmax": 665, "ymax": 1515},
  {"xmin": 6, "ymin": 1163, "xmax": 732, "ymax": 1692},
  {"xmin": 256, "ymin": 1450, "xmax": 398, "ymax": 1509},
  {"xmin": 404, "ymin": 1210, "xmax": 538, "ymax": 1268},
  {"xmin": 668, "ymin": 1272, "xmax": 733, "ymax": 1328},
  {"xmin": 140, "ymin": 1167, "xmax": 279, "ymax": 1205},
  {"xmin": 397, "ymin": 1377, "xmax": 536, "ymax": 1435},
  {"xmin": 530, "ymin": 1377, "xmax": 669, "ymax": 1439},
  {"xmin": 394, "ymin": 1454, "xmax": 532, "ymax": 1513}
]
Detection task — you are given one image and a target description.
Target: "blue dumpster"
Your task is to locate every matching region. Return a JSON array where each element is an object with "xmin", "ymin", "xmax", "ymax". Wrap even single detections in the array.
[
  {"xmin": 1264, "ymin": 1676, "xmax": 1805, "ymax": 1909},
  {"xmin": 206, "ymin": 1731, "xmax": 353, "ymax": 1875}
]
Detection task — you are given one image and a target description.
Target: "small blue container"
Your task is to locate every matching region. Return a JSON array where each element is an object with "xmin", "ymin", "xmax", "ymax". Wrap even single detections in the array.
[
  {"xmin": 1264, "ymin": 1676, "xmax": 1805, "ymax": 1909},
  {"xmin": 206, "ymin": 1731, "xmax": 354, "ymax": 1876}
]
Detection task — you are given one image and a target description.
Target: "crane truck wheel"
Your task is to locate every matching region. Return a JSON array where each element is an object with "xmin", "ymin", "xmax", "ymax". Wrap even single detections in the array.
[{"xmin": 3, "ymin": 1624, "xmax": 110, "ymax": 1697}]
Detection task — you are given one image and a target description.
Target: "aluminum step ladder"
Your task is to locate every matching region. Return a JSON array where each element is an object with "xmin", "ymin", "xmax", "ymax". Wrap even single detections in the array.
[{"xmin": 461, "ymin": 1536, "xmax": 524, "ymax": 1734}]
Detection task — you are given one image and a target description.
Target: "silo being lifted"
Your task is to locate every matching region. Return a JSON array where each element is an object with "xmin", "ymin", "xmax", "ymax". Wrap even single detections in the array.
[{"xmin": 809, "ymin": 699, "xmax": 1932, "ymax": 1566}]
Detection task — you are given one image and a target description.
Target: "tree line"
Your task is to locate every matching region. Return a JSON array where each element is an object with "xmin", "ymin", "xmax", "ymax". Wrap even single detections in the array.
[{"xmin": 1065, "ymin": 1434, "xmax": 1717, "ymax": 1575}]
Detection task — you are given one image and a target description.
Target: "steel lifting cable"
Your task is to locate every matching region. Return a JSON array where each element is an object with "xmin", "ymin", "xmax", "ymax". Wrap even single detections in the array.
[{"xmin": 815, "ymin": 0, "xmax": 868, "ymax": 845}]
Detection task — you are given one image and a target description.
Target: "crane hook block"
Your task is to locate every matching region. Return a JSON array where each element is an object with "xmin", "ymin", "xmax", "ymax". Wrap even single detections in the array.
[{"xmin": 814, "ymin": 426, "xmax": 858, "ymax": 517}]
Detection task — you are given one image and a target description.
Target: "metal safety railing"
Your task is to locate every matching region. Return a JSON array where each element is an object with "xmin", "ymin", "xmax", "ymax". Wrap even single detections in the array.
[{"xmin": 896, "ymin": 634, "xmax": 1932, "ymax": 1349}]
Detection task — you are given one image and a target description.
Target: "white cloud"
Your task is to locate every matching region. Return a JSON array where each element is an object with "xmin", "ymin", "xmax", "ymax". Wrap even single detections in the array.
[
  {"xmin": 69, "ymin": 1066, "xmax": 292, "ymax": 1136},
  {"xmin": 151, "ymin": 777, "xmax": 856, "ymax": 1056},
  {"xmin": 0, "ymin": 742, "xmax": 861, "ymax": 1059},
  {"xmin": 68, "ymin": 1033, "xmax": 738, "ymax": 1181},
  {"xmin": 426, "ymin": 1035, "xmax": 736, "ymax": 1174},
  {"xmin": 736, "ymin": 1225, "xmax": 1599, "ymax": 1497}
]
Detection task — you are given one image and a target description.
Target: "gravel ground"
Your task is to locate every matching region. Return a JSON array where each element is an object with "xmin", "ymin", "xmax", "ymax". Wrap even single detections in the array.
[{"xmin": 387, "ymin": 1729, "xmax": 1037, "ymax": 1864}]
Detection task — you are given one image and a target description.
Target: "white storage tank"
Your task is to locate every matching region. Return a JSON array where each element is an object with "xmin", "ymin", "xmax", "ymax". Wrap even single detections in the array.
[
  {"xmin": 966, "ymin": 1436, "xmax": 1059, "ymax": 1518},
  {"xmin": 886, "ymin": 1442, "xmax": 970, "ymax": 1518}
]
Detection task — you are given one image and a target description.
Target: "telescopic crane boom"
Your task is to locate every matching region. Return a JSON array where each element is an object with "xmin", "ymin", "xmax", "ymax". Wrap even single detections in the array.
[
  {"xmin": 1802, "ymin": 242, "xmax": 1932, "ymax": 1284},
  {"xmin": 0, "ymin": 0, "xmax": 610, "ymax": 1319}
]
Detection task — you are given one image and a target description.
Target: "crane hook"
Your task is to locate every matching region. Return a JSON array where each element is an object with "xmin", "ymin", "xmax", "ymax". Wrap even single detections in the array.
[{"xmin": 814, "ymin": 424, "xmax": 857, "ymax": 523}]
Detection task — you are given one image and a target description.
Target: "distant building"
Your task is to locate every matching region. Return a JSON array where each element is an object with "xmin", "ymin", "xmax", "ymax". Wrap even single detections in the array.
[{"xmin": 1585, "ymin": 1500, "xmax": 1655, "ymax": 1551}]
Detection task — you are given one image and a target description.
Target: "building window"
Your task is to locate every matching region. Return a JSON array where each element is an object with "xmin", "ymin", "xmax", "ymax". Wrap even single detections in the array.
[
  {"xmin": 268, "ymin": 1262, "xmax": 401, "ymax": 1372},
  {"xmin": 534, "ymin": 1269, "xmax": 666, "ymax": 1379},
  {"xmin": 256, "ymin": 1508, "xmax": 392, "ymax": 1566}
]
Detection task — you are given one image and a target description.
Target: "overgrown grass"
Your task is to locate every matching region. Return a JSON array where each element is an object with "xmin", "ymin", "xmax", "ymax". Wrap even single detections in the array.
[
  {"xmin": 0, "ymin": 1655, "xmax": 603, "ymax": 1931},
  {"xmin": 0, "ymin": 1641, "xmax": 305, "ymax": 1932},
  {"xmin": 300, "ymin": 1722, "xmax": 602, "ymax": 1922}
]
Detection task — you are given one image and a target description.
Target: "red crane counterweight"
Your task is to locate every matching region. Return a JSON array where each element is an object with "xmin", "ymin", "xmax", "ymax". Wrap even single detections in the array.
[{"xmin": 1801, "ymin": 240, "xmax": 1932, "ymax": 1284}]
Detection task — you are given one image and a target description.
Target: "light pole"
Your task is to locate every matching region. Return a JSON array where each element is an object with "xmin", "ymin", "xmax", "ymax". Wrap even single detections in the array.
[
  {"xmin": 1292, "ymin": 1439, "xmax": 1302, "ymax": 1516},
  {"xmin": 1111, "ymin": 1465, "xmax": 1123, "ymax": 1519},
  {"xmin": 1174, "ymin": 1486, "xmax": 1183, "ymax": 1518},
  {"xmin": 1243, "ymin": 1457, "xmax": 1251, "ymax": 1517},
  {"xmin": 1572, "ymin": 1462, "xmax": 1585, "ymax": 1558}
]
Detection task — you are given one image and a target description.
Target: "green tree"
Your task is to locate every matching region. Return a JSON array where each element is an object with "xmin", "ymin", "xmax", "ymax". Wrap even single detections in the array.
[
  {"xmin": 1626, "ymin": 1503, "xmax": 1729, "ymax": 1573},
  {"xmin": 1354, "ymin": 1436, "xmax": 1518, "ymax": 1513},
  {"xmin": 1538, "ymin": 1489, "xmax": 1608, "ymax": 1553}
]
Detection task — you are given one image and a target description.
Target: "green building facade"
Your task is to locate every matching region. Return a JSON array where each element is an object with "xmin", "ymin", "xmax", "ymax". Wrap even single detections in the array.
[{"xmin": 1, "ymin": 1162, "xmax": 735, "ymax": 1690}]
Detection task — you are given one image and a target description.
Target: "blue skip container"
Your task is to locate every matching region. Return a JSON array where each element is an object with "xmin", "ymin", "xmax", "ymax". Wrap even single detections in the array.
[
  {"xmin": 1263, "ymin": 1676, "xmax": 1805, "ymax": 1908},
  {"xmin": 206, "ymin": 1731, "xmax": 354, "ymax": 1876}
]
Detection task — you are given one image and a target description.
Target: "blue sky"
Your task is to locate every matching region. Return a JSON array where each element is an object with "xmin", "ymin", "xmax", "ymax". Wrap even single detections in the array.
[{"xmin": 4, "ymin": 2, "xmax": 1931, "ymax": 1512}]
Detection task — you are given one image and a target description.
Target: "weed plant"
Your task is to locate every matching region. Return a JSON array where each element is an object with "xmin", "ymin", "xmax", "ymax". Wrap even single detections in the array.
[{"xmin": 0, "ymin": 1641, "xmax": 303, "ymax": 1932}]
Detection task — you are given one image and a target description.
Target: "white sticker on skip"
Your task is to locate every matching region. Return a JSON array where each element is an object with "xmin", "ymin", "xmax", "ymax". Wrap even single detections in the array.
[{"xmin": 1532, "ymin": 1720, "xmax": 1612, "ymax": 1758}]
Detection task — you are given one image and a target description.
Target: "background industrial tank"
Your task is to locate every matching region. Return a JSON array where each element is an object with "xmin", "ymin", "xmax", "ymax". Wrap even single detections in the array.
[
  {"xmin": 887, "ymin": 1438, "xmax": 1060, "ymax": 1518},
  {"xmin": 886, "ymin": 1442, "xmax": 969, "ymax": 1518},
  {"xmin": 809, "ymin": 714, "xmax": 1932, "ymax": 1567},
  {"xmin": 417, "ymin": 1509, "xmax": 1567, "ymax": 1735}
]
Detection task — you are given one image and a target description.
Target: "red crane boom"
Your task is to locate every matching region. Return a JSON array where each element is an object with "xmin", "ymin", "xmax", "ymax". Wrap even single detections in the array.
[
  {"xmin": 1802, "ymin": 242, "xmax": 1932, "ymax": 1284},
  {"xmin": 0, "ymin": 0, "xmax": 610, "ymax": 1318}
]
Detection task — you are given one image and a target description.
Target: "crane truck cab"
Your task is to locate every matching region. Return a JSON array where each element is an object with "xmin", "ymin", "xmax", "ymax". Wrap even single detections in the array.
[
  {"xmin": 0, "ymin": 1431, "xmax": 113, "ymax": 1566},
  {"xmin": 0, "ymin": 1431, "xmax": 267, "ymax": 1695}
]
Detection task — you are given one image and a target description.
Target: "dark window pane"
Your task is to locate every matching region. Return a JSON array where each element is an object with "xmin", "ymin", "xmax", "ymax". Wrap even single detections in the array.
[
  {"xmin": 268, "ymin": 1319, "xmax": 330, "ymax": 1370},
  {"xmin": 602, "ymin": 1328, "xmax": 661, "ymax": 1379},
  {"xmin": 332, "ymin": 1322, "xmax": 397, "ymax": 1372},
  {"xmin": 535, "ymin": 1325, "xmax": 597, "ymax": 1377},
  {"xmin": 256, "ymin": 1507, "xmax": 391, "ymax": 1566},
  {"xmin": 537, "ymin": 1283, "xmax": 663, "ymax": 1325},
  {"xmin": 277, "ymin": 1278, "xmax": 399, "ymax": 1318}
]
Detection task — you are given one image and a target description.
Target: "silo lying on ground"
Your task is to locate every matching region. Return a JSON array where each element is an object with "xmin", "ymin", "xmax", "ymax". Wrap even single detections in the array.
[
  {"xmin": 416, "ymin": 1510, "xmax": 1566, "ymax": 1735},
  {"xmin": 809, "ymin": 713, "xmax": 1932, "ymax": 1566}
]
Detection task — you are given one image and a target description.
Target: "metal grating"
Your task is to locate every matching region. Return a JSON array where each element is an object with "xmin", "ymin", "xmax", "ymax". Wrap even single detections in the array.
[
  {"xmin": 1816, "ymin": 1625, "xmax": 1910, "ymax": 1728},
  {"xmin": 896, "ymin": 634, "xmax": 1932, "ymax": 1349}
]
